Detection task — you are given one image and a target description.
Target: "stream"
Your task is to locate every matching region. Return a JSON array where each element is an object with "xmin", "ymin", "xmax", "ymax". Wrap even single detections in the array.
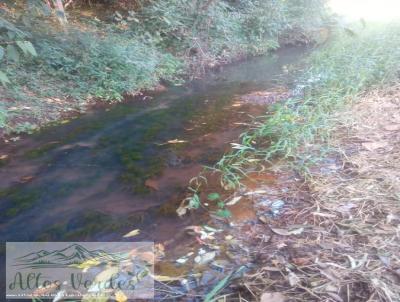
[{"xmin": 0, "ymin": 47, "xmax": 308, "ymax": 298}]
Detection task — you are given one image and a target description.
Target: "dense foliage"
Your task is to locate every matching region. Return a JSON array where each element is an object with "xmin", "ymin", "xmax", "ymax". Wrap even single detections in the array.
[{"xmin": 0, "ymin": 0, "xmax": 329, "ymax": 133}]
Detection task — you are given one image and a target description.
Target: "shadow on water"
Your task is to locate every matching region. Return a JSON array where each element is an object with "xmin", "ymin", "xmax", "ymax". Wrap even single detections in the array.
[{"xmin": 0, "ymin": 47, "xmax": 308, "ymax": 246}]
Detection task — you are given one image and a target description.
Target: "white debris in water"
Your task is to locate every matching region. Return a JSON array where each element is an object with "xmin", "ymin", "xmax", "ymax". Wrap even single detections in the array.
[{"xmin": 194, "ymin": 251, "xmax": 216, "ymax": 265}]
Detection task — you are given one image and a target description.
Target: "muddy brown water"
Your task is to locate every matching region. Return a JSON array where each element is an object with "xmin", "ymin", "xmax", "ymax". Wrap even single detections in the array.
[{"xmin": 0, "ymin": 47, "xmax": 308, "ymax": 297}]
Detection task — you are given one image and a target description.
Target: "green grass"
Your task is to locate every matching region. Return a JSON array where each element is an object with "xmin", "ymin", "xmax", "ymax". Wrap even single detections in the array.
[
  {"xmin": 0, "ymin": 0, "xmax": 329, "ymax": 134},
  {"xmin": 214, "ymin": 22, "xmax": 400, "ymax": 188},
  {"xmin": 0, "ymin": 105, "xmax": 7, "ymax": 130}
]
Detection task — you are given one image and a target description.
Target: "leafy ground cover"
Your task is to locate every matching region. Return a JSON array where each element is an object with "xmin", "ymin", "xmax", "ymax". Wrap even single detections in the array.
[
  {"xmin": 224, "ymin": 84, "xmax": 400, "ymax": 301},
  {"xmin": 0, "ymin": 0, "xmax": 329, "ymax": 136}
]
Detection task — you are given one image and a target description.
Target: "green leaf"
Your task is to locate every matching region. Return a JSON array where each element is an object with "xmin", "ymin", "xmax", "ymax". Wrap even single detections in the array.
[
  {"xmin": 0, "ymin": 46, "xmax": 4, "ymax": 61},
  {"xmin": 217, "ymin": 201, "xmax": 225, "ymax": 209},
  {"xmin": 0, "ymin": 71, "xmax": 11, "ymax": 86},
  {"xmin": 7, "ymin": 30, "xmax": 16, "ymax": 40},
  {"xmin": 204, "ymin": 275, "xmax": 230, "ymax": 302},
  {"xmin": 188, "ymin": 193, "xmax": 200, "ymax": 209},
  {"xmin": 0, "ymin": 18, "xmax": 26, "ymax": 37},
  {"xmin": 216, "ymin": 209, "xmax": 231, "ymax": 218},
  {"xmin": 204, "ymin": 266, "xmax": 247, "ymax": 302},
  {"xmin": 16, "ymin": 41, "xmax": 37, "ymax": 57},
  {"xmin": 207, "ymin": 193, "xmax": 220, "ymax": 201},
  {"xmin": 6, "ymin": 45, "xmax": 19, "ymax": 62},
  {"xmin": 162, "ymin": 16, "xmax": 171, "ymax": 25}
]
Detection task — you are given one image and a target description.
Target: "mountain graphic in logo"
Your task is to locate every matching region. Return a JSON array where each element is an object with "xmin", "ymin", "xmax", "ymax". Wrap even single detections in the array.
[{"xmin": 15, "ymin": 243, "xmax": 128, "ymax": 269}]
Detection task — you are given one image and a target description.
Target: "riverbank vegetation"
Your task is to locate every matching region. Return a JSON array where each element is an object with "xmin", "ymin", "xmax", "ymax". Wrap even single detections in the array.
[
  {"xmin": 214, "ymin": 22, "xmax": 400, "ymax": 188},
  {"xmin": 1, "ymin": 2, "xmax": 399, "ymax": 301},
  {"xmin": 182, "ymin": 22, "xmax": 400, "ymax": 301},
  {"xmin": 222, "ymin": 83, "xmax": 400, "ymax": 302},
  {"xmin": 0, "ymin": 0, "xmax": 329, "ymax": 135}
]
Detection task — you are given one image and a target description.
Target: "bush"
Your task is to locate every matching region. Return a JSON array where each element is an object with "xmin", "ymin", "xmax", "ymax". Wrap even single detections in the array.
[{"xmin": 0, "ymin": 0, "xmax": 330, "ymax": 132}]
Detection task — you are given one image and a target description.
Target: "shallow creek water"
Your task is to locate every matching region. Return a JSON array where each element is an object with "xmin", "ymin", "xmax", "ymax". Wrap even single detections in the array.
[{"xmin": 0, "ymin": 48, "xmax": 307, "ymax": 254}]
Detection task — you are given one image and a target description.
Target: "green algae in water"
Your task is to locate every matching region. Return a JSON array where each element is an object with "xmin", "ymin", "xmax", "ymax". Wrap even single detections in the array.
[
  {"xmin": 24, "ymin": 142, "xmax": 61, "ymax": 159},
  {"xmin": 0, "ymin": 187, "xmax": 41, "ymax": 218},
  {"xmin": 0, "ymin": 157, "xmax": 9, "ymax": 168},
  {"xmin": 1, "ymin": 175, "xmax": 101, "ymax": 219},
  {"xmin": 118, "ymin": 144, "xmax": 166, "ymax": 193},
  {"xmin": 36, "ymin": 210, "xmax": 144, "ymax": 241}
]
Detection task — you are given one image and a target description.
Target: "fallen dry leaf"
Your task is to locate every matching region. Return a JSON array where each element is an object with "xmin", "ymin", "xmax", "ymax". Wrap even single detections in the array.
[
  {"xmin": 226, "ymin": 196, "xmax": 242, "ymax": 206},
  {"xmin": 158, "ymin": 139, "xmax": 188, "ymax": 145},
  {"xmin": 244, "ymin": 190, "xmax": 268, "ymax": 195},
  {"xmin": 288, "ymin": 271, "xmax": 300, "ymax": 286},
  {"xmin": 271, "ymin": 227, "xmax": 304, "ymax": 236},
  {"xmin": 115, "ymin": 290, "xmax": 128, "ymax": 302},
  {"xmin": 145, "ymin": 179, "xmax": 159, "ymax": 191},
  {"xmin": 194, "ymin": 251, "xmax": 216, "ymax": 265},
  {"xmin": 19, "ymin": 175, "xmax": 34, "ymax": 183},
  {"xmin": 155, "ymin": 243, "xmax": 165, "ymax": 259},
  {"xmin": 260, "ymin": 292, "xmax": 287, "ymax": 302},
  {"xmin": 312, "ymin": 211, "xmax": 337, "ymax": 218},
  {"xmin": 327, "ymin": 292, "xmax": 344, "ymax": 302},
  {"xmin": 154, "ymin": 275, "xmax": 184, "ymax": 282},
  {"xmin": 167, "ymin": 139, "xmax": 188, "ymax": 144},
  {"xmin": 261, "ymin": 266, "xmax": 282, "ymax": 272},
  {"xmin": 292, "ymin": 257, "xmax": 311, "ymax": 266},
  {"xmin": 184, "ymin": 225, "xmax": 203, "ymax": 235},
  {"xmin": 362, "ymin": 141, "xmax": 388, "ymax": 151},
  {"xmin": 336, "ymin": 202, "xmax": 357, "ymax": 214},
  {"xmin": 276, "ymin": 242, "xmax": 287, "ymax": 249},
  {"xmin": 123, "ymin": 229, "xmax": 140, "ymax": 238},
  {"xmin": 259, "ymin": 215, "xmax": 268, "ymax": 224},
  {"xmin": 225, "ymin": 235, "xmax": 234, "ymax": 240},
  {"xmin": 176, "ymin": 205, "xmax": 188, "ymax": 217}
]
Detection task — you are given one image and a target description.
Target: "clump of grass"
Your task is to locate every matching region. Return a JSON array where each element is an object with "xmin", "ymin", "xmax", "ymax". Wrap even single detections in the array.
[{"xmin": 215, "ymin": 22, "xmax": 400, "ymax": 188}]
